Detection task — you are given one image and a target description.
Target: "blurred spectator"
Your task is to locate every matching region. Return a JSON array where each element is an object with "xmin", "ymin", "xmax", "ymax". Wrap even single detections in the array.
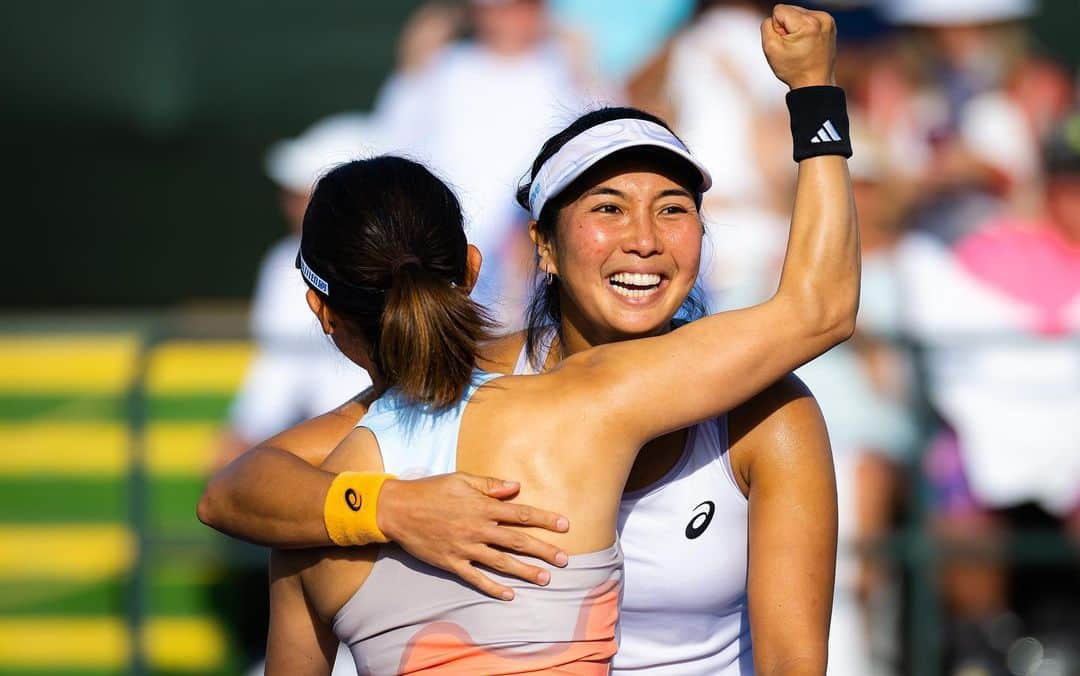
[
  {"xmin": 626, "ymin": 0, "xmax": 795, "ymax": 312},
  {"xmin": 877, "ymin": 0, "xmax": 1074, "ymax": 239},
  {"xmin": 628, "ymin": 0, "xmax": 791, "ymax": 211},
  {"xmin": 211, "ymin": 114, "xmax": 380, "ymax": 676},
  {"xmin": 374, "ymin": 0, "xmax": 593, "ymax": 326},
  {"xmin": 895, "ymin": 110, "xmax": 1080, "ymax": 674},
  {"xmin": 547, "ymin": 0, "xmax": 694, "ymax": 87}
]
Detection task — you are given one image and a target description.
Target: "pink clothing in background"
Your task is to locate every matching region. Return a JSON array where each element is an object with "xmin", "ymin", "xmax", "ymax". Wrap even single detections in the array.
[{"xmin": 953, "ymin": 219, "xmax": 1080, "ymax": 335}]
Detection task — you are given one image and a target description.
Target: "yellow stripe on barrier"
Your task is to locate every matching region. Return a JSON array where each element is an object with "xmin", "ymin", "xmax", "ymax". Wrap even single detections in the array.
[
  {"xmin": 146, "ymin": 422, "xmax": 217, "ymax": 475},
  {"xmin": 0, "ymin": 422, "xmax": 129, "ymax": 476},
  {"xmin": 0, "ymin": 616, "xmax": 225, "ymax": 670},
  {"xmin": 0, "ymin": 422, "xmax": 223, "ymax": 477},
  {"xmin": 0, "ymin": 617, "xmax": 124, "ymax": 668},
  {"xmin": 145, "ymin": 616, "xmax": 227, "ymax": 670},
  {"xmin": 0, "ymin": 335, "xmax": 138, "ymax": 393},
  {"xmin": 0, "ymin": 525, "xmax": 134, "ymax": 581},
  {"xmin": 146, "ymin": 341, "xmax": 252, "ymax": 393}
]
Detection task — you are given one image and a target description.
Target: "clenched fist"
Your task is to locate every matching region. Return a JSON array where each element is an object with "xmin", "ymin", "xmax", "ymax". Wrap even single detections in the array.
[{"xmin": 761, "ymin": 4, "xmax": 837, "ymax": 90}]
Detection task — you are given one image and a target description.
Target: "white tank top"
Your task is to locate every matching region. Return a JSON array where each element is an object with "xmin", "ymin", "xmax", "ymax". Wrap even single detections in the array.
[{"xmin": 514, "ymin": 337, "xmax": 753, "ymax": 674}]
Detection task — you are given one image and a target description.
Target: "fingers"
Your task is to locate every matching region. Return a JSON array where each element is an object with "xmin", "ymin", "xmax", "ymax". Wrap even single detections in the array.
[
  {"xmin": 770, "ymin": 4, "xmax": 833, "ymax": 37},
  {"xmin": 486, "ymin": 500, "xmax": 570, "ymax": 533},
  {"xmin": 472, "ymin": 545, "xmax": 553, "ymax": 588},
  {"xmin": 770, "ymin": 4, "xmax": 805, "ymax": 35},
  {"xmin": 483, "ymin": 525, "xmax": 569, "ymax": 568},
  {"xmin": 459, "ymin": 472, "xmax": 520, "ymax": 499},
  {"xmin": 452, "ymin": 562, "xmax": 516, "ymax": 601},
  {"xmin": 455, "ymin": 474, "xmax": 571, "ymax": 532},
  {"xmin": 452, "ymin": 544, "xmax": 559, "ymax": 601}
]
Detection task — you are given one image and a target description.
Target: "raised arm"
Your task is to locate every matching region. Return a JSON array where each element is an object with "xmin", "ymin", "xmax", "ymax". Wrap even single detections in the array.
[{"xmin": 558, "ymin": 5, "xmax": 857, "ymax": 449}]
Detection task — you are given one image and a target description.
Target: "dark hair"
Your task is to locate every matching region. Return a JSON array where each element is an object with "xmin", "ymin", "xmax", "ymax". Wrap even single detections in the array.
[
  {"xmin": 515, "ymin": 107, "xmax": 708, "ymax": 368},
  {"xmin": 301, "ymin": 156, "xmax": 494, "ymax": 408}
]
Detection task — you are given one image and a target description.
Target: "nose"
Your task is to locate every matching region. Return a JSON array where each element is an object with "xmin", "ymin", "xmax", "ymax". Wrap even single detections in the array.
[{"xmin": 622, "ymin": 208, "xmax": 663, "ymax": 257}]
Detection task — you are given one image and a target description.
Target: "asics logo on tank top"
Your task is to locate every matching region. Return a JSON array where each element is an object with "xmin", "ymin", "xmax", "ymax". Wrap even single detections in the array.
[{"xmin": 684, "ymin": 500, "xmax": 716, "ymax": 540}]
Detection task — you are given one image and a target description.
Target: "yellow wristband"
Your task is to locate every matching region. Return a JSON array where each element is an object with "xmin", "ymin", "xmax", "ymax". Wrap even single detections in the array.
[{"xmin": 323, "ymin": 471, "xmax": 395, "ymax": 546}]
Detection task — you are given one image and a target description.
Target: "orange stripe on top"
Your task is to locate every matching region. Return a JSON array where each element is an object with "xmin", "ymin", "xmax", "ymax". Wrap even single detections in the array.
[{"xmin": 397, "ymin": 580, "xmax": 620, "ymax": 675}]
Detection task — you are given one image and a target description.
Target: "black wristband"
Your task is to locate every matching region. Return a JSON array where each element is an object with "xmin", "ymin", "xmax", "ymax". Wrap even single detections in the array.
[{"xmin": 787, "ymin": 85, "xmax": 852, "ymax": 162}]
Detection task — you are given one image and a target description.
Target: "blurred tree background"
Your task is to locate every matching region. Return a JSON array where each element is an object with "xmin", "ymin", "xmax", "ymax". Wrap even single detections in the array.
[{"xmin": 1, "ymin": 0, "xmax": 1077, "ymax": 308}]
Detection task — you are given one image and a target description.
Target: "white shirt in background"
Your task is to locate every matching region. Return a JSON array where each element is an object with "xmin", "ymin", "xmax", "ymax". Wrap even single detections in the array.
[{"xmin": 375, "ymin": 41, "xmax": 592, "ymax": 324}]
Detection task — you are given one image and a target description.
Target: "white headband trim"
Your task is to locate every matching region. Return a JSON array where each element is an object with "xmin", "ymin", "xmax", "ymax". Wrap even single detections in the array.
[
  {"xmin": 527, "ymin": 118, "xmax": 712, "ymax": 219},
  {"xmin": 298, "ymin": 253, "xmax": 330, "ymax": 295}
]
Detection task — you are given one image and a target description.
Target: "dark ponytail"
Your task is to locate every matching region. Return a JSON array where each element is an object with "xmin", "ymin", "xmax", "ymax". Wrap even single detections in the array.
[
  {"xmin": 300, "ymin": 157, "xmax": 494, "ymax": 408},
  {"xmin": 378, "ymin": 262, "xmax": 493, "ymax": 408}
]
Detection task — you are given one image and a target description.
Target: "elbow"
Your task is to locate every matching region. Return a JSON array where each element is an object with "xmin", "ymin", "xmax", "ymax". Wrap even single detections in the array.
[
  {"xmin": 196, "ymin": 479, "xmax": 225, "ymax": 531},
  {"xmin": 825, "ymin": 302, "xmax": 858, "ymax": 345},
  {"xmin": 784, "ymin": 288, "xmax": 859, "ymax": 348},
  {"xmin": 813, "ymin": 278, "xmax": 860, "ymax": 347}
]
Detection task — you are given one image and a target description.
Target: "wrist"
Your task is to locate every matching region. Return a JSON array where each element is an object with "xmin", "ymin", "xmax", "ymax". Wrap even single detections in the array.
[
  {"xmin": 323, "ymin": 471, "xmax": 397, "ymax": 546},
  {"xmin": 788, "ymin": 75, "xmax": 837, "ymax": 90},
  {"xmin": 374, "ymin": 478, "xmax": 403, "ymax": 542},
  {"xmin": 786, "ymin": 85, "xmax": 852, "ymax": 162}
]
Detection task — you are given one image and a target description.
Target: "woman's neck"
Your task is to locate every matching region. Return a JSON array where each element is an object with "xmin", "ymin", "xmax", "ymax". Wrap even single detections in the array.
[{"xmin": 556, "ymin": 302, "xmax": 675, "ymax": 362}]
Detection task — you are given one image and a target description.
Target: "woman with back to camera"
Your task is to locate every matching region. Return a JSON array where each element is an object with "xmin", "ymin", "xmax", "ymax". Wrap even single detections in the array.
[{"xmin": 200, "ymin": 5, "xmax": 854, "ymax": 674}]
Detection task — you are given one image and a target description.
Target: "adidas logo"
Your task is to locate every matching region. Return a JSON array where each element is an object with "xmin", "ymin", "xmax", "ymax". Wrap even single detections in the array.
[{"xmin": 810, "ymin": 120, "xmax": 842, "ymax": 144}]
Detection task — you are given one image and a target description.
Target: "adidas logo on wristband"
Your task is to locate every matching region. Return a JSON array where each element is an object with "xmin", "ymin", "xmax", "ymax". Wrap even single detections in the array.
[
  {"xmin": 787, "ymin": 86, "xmax": 852, "ymax": 161},
  {"xmin": 810, "ymin": 120, "xmax": 843, "ymax": 144}
]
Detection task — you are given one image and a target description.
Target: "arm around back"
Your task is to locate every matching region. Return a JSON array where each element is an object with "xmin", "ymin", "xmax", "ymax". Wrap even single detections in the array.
[
  {"xmin": 197, "ymin": 398, "xmax": 368, "ymax": 547},
  {"xmin": 198, "ymin": 395, "xmax": 573, "ymax": 598}
]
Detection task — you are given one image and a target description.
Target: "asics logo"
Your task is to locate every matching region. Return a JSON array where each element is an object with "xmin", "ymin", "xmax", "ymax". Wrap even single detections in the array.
[
  {"xmin": 685, "ymin": 500, "xmax": 715, "ymax": 539},
  {"xmin": 345, "ymin": 488, "xmax": 362, "ymax": 512}
]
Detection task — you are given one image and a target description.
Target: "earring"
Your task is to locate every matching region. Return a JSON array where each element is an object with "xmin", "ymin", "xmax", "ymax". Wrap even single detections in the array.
[{"xmin": 545, "ymin": 271, "xmax": 554, "ymax": 286}]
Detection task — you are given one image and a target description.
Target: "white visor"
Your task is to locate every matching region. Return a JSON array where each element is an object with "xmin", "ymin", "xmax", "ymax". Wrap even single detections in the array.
[{"xmin": 527, "ymin": 118, "xmax": 713, "ymax": 220}]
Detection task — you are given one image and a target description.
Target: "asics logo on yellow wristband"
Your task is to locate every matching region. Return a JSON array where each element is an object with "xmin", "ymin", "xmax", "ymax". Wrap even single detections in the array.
[{"xmin": 345, "ymin": 488, "xmax": 363, "ymax": 511}]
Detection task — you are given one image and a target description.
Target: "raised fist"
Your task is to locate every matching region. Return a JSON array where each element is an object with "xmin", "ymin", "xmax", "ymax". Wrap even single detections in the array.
[{"xmin": 760, "ymin": 4, "xmax": 837, "ymax": 90}]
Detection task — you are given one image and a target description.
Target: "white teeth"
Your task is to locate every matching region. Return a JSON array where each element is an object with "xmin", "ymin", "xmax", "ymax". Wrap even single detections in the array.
[
  {"xmin": 609, "ymin": 272, "xmax": 661, "ymax": 287},
  {"xmin": 610, "ymin": 285, "xmax": 660, "ymax": 299}
]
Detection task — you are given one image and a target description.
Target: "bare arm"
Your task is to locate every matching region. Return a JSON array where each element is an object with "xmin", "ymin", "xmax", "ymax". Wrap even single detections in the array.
[
  {"xmin": 265, "ymin": 550, "xmax": 338, "ymax": 676},
  {"xmin": 553, "ymin": 6, "xmax": 856, "ymax": 454},
  {"xmin": 197, "ymin": 395, "xmax": 571, "ymax": 597},
  {"xmin": 197, "ymin": 399, "xmax": 368, "ymax": 547},
  {"xmin": 303, "ymin": 429, "xmax": 563, "ymax": 601},
  {"xmin": 734, "ymin": 376, "xmax": 837, "ymax": 676}
]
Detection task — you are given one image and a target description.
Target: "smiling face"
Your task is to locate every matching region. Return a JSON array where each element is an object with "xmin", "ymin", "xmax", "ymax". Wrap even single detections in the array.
[{"xmin": 533, "ymin": 149, "xmax": 704, "ymax": 348}]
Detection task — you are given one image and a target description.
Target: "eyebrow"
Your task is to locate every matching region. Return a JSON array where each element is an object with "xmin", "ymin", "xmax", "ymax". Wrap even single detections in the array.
[
  {"xmin": 583, "ymin": 186, "xmax": 625, "ymax": 199},
  {"xmin": 583, "ymin": 186, "xmax": 696, "ymax": 200},
  {"xmin": 657, "ymin": 188, "xmax": 695, "ymax": 200}
]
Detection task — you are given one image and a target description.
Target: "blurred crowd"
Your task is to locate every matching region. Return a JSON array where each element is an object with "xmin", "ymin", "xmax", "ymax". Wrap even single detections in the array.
[{"xmin": 214, "ymin": 1, "xmax": 1080, "ymax": 674}]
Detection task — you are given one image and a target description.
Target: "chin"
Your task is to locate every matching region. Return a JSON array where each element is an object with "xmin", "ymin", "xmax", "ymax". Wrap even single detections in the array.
[{"xmin": 606, "ymin": 311, "xmax": 674, "ymax": 340}]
